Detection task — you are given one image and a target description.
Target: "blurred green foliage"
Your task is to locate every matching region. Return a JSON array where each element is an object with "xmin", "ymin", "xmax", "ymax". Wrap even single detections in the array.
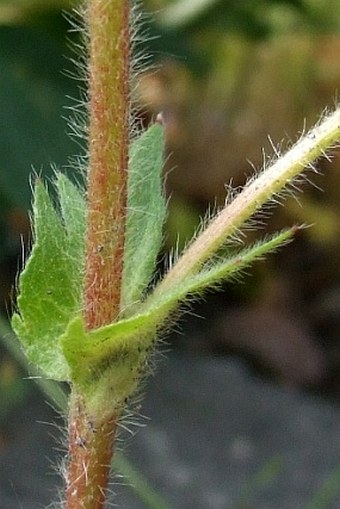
[
  {"xmin": 0, "ymin": 5, "xmax": 76, "ymax": 271},
  {"xmin": 0, "ymin": 0, "xmax": 339, "ymax": 208},
  {"xmin": 0, "ymin": 0, "xmax": 340, "ymax": 295},
  {"xmin": 1, "ymin": 2, "xmax": 340, "ymax": 505},
  {"xmin": 0, "ymin": 349, "xmax": 29, "ymax": 424},
  {"xmin": 0, "ymin": 23, "xmax": 75, "ymax": 210}
]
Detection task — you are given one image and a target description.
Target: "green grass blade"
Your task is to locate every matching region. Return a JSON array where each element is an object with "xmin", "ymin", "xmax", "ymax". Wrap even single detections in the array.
[
  {"xmin": 305, "ymin": 467, "xmax": 340, "ymax": 509},
  {"xmin": 234, "ymin": 455, "xmax": 285, "ymax": 508},
  {"xmin": 114, "ymin": 454, "xmax": 174, "ymax": 509},
  {"xmin": 0, "ymin": 314, "xmax": 68, "ymax": 410}
]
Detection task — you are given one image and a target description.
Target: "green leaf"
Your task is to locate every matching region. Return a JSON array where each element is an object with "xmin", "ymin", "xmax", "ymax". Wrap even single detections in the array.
[
  {"xmin": 11, "ymin": 175, "xmax": 86, "ymax": 380},
  {"xmin": 122, "ymin": 123, "xmax": 166, "ymax": 311},
  {"xmin": 56, "ymin": 173, "xmax": 86, "ymax": 270},
  {"xmin": 61, "ymin": 313, "xmax": 158, "ymax": 416},
  {"xmin": 158, "ymin": 0, "xmax": 306, "ymax": 36},
  {"xmin": 60, "ymin": 228, "xmax": 297, "ymax": 414},
  {"xmin": 145, "ymin": 227, "xmax": 298, "ymax": 317},
  {"xmin": 159, "ymin": 0, "xmax": 222, "ymax": 28}
]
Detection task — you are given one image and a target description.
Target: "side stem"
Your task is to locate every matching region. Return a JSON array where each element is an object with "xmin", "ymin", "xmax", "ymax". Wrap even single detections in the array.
[{"xmin": 157, "ymin": 108, "xmax": 340, "ymax": 294}]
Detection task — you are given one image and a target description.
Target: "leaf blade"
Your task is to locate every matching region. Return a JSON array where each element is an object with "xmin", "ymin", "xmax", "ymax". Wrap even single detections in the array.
[
  {"xmin": 122, "ymin": 123, "xmax": 166, "ymax": 311},
  {"xmin": 146, "ymin": 227, "xmax": 298, "ymax": 318},
  {"xmin": 61, "ymin": 227, "xmax": 297, "ymax": 414},
  {"xmin": 61, "ymin": 312, "xmax": 157, "ymax": 416},
  {"xmin": 11, "ymin": 176, "xmax": 86, "ymax": 380}
]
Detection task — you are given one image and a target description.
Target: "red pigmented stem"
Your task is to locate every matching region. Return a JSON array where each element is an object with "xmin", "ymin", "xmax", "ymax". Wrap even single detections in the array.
[
  {"xmin": 66, "ymin": 394, "xmax": 119, "ymax": 509},
  {"xmin": 85, "ymin": 0, "xmax": 130, "ymax": 330},
  {"xmin": 66, "ymin": 2, "xmax": 131, "ymax": 508}
]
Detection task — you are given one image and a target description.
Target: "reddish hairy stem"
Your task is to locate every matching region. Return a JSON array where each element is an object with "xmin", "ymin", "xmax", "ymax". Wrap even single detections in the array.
[
  {"xmin": 66, "ymin": 2, "xmax": 131, "ymax": 508},
  {"xmin": 85, "ymin": 0, "xmax": 130, "ymax": 330},
  {"xmin": 66, "ymin": 395, "xmax": 119, "ymax": 509}
]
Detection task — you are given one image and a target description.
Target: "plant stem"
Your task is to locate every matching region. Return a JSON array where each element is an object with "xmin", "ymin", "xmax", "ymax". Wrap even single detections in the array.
[
  {"xmin": 85, "ymin": 0, "xmax": 130, "ymax": 330},
  {"xmin": 66, "ymin": 394, "xmax": 119, "ymax": 509},
  {"xmin": 66, "ymin": 1, "xmax": 131, "ymax": 507},
  {"xmin": 157, "ymin": 108, "xmax": 340, "ymax": 294}
]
